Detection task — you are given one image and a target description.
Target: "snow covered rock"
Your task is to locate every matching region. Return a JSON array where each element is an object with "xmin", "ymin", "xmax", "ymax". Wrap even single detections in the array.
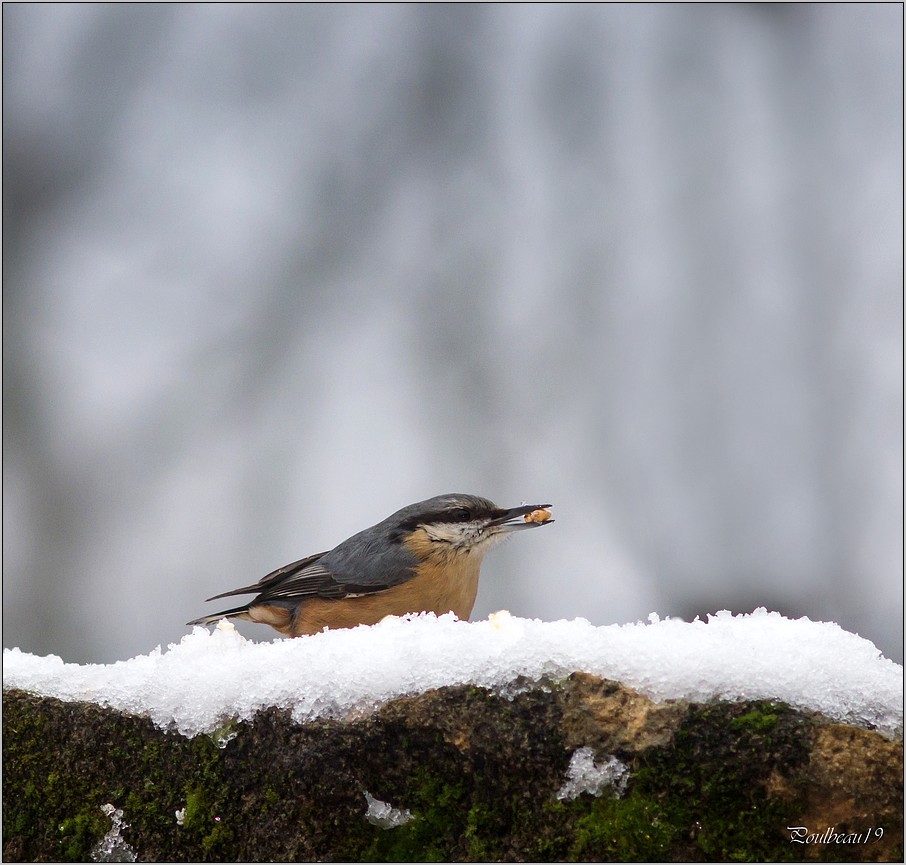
[{"xmin": 3, "ymin": 611, "xmax": 903, "ymax": 861}]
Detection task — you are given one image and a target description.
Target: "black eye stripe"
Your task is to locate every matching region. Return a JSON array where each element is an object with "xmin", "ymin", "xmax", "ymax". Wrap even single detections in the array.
[{"xmin": 397, "ymin": 505, "xmax": 496, "ymax": 534}]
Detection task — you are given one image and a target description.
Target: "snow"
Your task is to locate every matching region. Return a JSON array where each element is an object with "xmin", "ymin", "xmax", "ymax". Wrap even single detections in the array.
[
  {"xmin": 90, "ymin": 804, "xmax": 136, "ymax": 863},
  {"xmin": 363, "ymin": 792, "xmax": 414, "ymax": 828},
  {"xmin": 556, "ymin": 748, "xmax": 630, "ymax": 800},
  {"xmin": 3, "ymin": 609, "xmax": 902, "ymax": 739}
]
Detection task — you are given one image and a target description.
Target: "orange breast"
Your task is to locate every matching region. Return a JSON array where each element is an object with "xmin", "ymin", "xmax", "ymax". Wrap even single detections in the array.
[{"xmin": 287, "ymin": 556, "xmax": 482, "ymax": 635}]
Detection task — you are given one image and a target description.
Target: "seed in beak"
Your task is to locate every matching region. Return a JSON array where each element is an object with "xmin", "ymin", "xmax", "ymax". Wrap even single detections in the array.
[{"xmin": 524, "ymin": 508, "xmax": 553, "ymax": 524}]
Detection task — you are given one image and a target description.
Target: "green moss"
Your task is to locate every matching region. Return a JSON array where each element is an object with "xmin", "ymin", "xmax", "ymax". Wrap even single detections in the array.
[
  {"xmin": 57, "ymin": 812, "xmax": 107, "ymax": 862},
  {"xmin": 177, "ymin": 782, "xmax": 236, "ymax": 856},
  {"xmin": 5, "ymin": 686, "xmax": 897, "ymax": 863},
  {"xmin": 201, "ymin": 822, "xmax": 235, "ymax": 855},
  {"xmin": 730, "ymin": 706, "xmax": 780, "ymax": 733},
  {"xmin": 463, "ymin": 800, "xmax": 494, "ymax": 860},
  {"xmin": 346, "ymin": 696, "xmax": 815, "ymax": 862},
  {"xmin": 181, "ymin": 785, "xmax": 209, "ymax": 833},
  {"xmin": 569, "ymin": 792, "xmax": 679, "ymax": 860},
  {"xmin": 356, "ymin": 741, "xmax": 554, "ymax": 861},
  {"xmin": 624, "ymin": 700, "xmax": 809, "ymax": 862},
  {"xmin": 3, "ymin": 691, "xmax": 238, "ymax": 862},
  {"xmin": 360, "ymin": 768, "xmax": 469, "ymax": 862}
]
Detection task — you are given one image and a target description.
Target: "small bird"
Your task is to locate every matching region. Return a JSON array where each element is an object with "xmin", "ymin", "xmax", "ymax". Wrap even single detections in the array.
[{"xmin": 188, "ymin": 493, "xmax": 553, "ymax": 636}]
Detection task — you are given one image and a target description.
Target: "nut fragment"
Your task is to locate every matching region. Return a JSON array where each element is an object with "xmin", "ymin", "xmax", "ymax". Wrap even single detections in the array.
[{"xmin": 524, "ymin": 508, "xmax": 553, "ymax": 524}]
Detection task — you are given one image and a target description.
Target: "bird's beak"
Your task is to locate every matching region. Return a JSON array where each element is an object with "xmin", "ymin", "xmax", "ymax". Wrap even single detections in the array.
[{"xmin": 487, "ymin": 503, "xmax": 554, "ymax": 532}]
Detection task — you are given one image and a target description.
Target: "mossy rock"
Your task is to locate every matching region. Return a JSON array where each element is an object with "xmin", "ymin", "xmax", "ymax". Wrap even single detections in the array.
[{"xmin": 3, "ymin": 676, "xmax": 902, "ymax": 862}]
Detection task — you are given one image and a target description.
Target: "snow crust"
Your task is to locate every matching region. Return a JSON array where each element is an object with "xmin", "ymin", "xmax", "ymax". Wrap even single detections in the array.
[
  {"xmin": 556, "ymin": 748, "xmax": 630, "ymax": 800},
  {"xmin": 363, "ymin": 792, "xmax": 414, "ymax": 829},
  {"xmin": 91, "ymin": 804, "xmax": 136, "ymax": 863},
  {"xmin": 4, "ymin": 609, "xmax": 902, "ymax": 738}
]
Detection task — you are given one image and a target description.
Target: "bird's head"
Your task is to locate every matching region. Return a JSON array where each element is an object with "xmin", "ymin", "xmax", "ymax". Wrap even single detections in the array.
[{"xmin": 388, "ymin": 493, "xmax": 554, "ymax": 559}]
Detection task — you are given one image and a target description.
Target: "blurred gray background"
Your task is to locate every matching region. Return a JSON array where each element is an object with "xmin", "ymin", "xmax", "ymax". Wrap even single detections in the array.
[{"xmin": 4, "ymin": 3, "xmax": 902, "ymax": 665}]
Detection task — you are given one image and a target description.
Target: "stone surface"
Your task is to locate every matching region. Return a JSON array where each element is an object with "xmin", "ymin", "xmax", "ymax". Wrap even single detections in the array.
[{"xmin": 3, "ymin": 675, "xmax": 902, "ymax": 862}]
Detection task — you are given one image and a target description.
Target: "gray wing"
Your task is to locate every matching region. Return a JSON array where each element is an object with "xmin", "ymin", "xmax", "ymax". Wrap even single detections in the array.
[
  {"xmin": 315, "ymin": 525, "xmax": 421, "ymax": 594},
  {"xmin": 205, "ymin": 525, "xmax": 420, "ymax": 605},
  {"xmin": 187, "ymin": 552, "xmax": 350, "ymax": 626},
  {"xmin": 204, "ymin": 551, "xmax": 333, "ymax": 601}
]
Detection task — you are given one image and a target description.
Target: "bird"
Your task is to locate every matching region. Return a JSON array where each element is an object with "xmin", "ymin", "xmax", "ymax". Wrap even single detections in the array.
[{"xmin": 187, "ymin": 493, "xmax": 554, "ymax": 636}]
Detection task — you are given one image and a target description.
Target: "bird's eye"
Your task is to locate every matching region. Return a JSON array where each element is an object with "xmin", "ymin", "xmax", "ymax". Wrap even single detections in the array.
[{"xmin": 451, "ymin": 508, "xmax": 471, "ymax": 522}]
